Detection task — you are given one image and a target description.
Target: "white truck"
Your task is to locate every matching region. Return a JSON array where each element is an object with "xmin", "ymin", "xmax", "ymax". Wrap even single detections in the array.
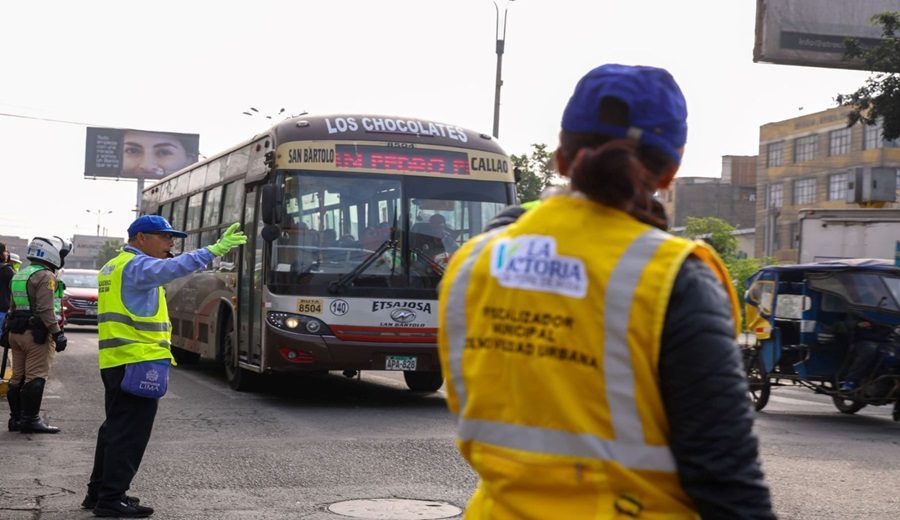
[{"xmin": 798, "ymin": 208, "xmax": 900, "ymax": 264}]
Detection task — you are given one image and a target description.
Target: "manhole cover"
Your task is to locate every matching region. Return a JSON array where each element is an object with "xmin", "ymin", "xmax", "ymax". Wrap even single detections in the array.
[{"xmin": 328, "ymin": 498, "xmax": 461, "ymax": 519}]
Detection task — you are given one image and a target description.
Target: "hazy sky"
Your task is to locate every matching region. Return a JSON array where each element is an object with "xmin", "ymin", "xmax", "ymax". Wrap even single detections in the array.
[{"xmin": 0, "ymin": 0, "xmax": 874, "ymax": 242}]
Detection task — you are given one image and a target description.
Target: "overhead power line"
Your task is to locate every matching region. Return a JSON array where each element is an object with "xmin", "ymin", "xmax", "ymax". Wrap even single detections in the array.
[{"xmin": 0, "ymin": 110, "xmax": 106, "ymax": 127}]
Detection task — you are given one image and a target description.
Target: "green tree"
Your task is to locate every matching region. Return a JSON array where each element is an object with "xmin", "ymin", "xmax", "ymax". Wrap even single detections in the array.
[
  {"xmin": 682, "ymin": 216, "xmax": 776, "ymax": 328},
  {"xmin": 683, "ymin": 216, "xmax": 738, "ymax": 260},
  {"xmin": 837, "ymin": 11, "xmax": 900, "ymax": 140},
  {"xmin": 510, "ymin": 143, "xmax": 560, "ymax": 202},
  {"xmin": 96, "ymin": 239, "xmax": 124, "ymax": 268}
]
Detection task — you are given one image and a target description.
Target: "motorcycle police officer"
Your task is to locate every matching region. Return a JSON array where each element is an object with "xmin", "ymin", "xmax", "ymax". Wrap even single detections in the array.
[{"xmin": 5, "ymin": 236, "xmax": 71, "ymax": 434}]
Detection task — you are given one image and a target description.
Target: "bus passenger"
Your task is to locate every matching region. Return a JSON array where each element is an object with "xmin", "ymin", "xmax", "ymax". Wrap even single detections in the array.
[
  {"xmin": 437, "ymin": 64, "xmax": 774, "ymax": 519},
  {"xmin": 361, "ymin": 223, "xmax": 389, "ymax": 251},
  {"xmin": 84, "ymin": 216, "xmax": 247, "ymax": 518}
]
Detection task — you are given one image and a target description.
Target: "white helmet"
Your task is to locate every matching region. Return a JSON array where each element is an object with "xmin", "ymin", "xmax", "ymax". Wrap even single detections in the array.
[{"xmin": 26, "ymin": 236, "xmax": 73, "ymax": 270}]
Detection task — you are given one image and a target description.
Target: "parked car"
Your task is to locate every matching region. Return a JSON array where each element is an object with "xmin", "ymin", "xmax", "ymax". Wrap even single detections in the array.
[{"xmin": 59, "ymin": 268, "xmax": 99, "ymax": 326}]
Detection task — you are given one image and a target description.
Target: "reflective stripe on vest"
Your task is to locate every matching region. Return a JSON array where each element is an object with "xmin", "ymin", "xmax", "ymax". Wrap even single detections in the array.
[
  {"xmin": 10, "ymin": 264, "xmax": 46, "ymax": 310},
  {"xmin": 97, "ymin": 250, "xmax": 174, "ymax": 369},
  {"xmin": 53, "ymin": 279, "xmax": 64, "ymax": 321},
  {"xmin": 444, "ymin": 227, "xmax": 676, "ymax": 473}
]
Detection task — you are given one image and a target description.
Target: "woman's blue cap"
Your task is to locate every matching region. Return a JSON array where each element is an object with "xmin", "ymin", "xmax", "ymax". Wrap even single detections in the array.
[
  {"xmin": 127, "ymin": 215, "xmax": 187, "ymax": 238},
  {"xmin": 561, "ymin": 64, "xmax": 688, "ymax": 164}
]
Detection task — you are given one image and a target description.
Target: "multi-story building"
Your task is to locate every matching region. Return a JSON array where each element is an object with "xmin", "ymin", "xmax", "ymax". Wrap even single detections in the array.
[
  {"xmin": 65, "ymin": 234, "xmax": 125, "ymax": 269},
  {"xmin": 755, "ymin": 106, "xmax": 900, "ymax": 261},
  {"xmin": 1, "ymin": 234, "xmax": 124, "ymax": 270},
  {"xmin": 659, "ymin": 155, "xmax": 757, "ymax": 229}
]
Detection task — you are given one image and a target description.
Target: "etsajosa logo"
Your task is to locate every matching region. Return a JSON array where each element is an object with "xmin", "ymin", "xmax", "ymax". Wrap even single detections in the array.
[{"xmin": 489, "ymin": 235, "xmax": 587, "ymax": 298}]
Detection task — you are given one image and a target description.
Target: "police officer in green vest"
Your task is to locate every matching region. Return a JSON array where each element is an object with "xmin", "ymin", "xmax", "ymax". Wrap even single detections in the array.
[
  {"xmin": 84, "ymin": 215, "xmax": 246, "ymax": 518},
  {"xmin": 5, "ymin": 236, "xmax": 72, "ymax": 434}
]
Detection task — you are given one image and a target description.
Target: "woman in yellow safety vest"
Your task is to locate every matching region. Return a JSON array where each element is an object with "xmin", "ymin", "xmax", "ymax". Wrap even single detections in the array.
[{"xmin": 437, "ymin": 64, "xmax": 775, "ymax": 519}]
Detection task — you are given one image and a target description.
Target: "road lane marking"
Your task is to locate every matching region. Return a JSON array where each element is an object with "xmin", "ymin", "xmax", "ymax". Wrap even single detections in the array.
[{"xmin": 769, "ymin": 394, "xmax": 832, "ymax": 407}]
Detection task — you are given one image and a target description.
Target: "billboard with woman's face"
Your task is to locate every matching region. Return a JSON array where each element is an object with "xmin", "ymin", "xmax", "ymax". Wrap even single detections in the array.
[{"xmin": 84, "ymin": 127, "xmax": 199, "ymax": 179}]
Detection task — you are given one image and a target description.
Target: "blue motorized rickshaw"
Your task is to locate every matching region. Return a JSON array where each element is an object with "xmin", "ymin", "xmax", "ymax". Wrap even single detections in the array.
[{"xmin": 742, "ymin": 259, "xmax": 900, "ymax": 421}]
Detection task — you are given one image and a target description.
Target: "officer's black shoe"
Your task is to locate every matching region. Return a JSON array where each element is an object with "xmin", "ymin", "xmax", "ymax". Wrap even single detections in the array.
[
  {"xmin": 18, "ymin": 416, "xmax": 60, "ymax": 434},
  {"xmin": 8, "ymin": 414, "xmax": 22, "ymax": 432},
  {"xmin": 93, "ymin": 499, "xmax": 154, "ymax": 518},
  {"xmin": 82, "ymin": 494, "xmax": 140, "ymax": 510}
]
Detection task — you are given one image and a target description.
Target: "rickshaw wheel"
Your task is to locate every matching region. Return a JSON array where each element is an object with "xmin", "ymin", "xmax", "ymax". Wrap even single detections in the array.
[
  {"xmin": 831, "ymin": 395, "xmax": 867, "ymax": 414},
  {"xmin": 745, "ymin": 353, "xmax": 770, "ymax": 411}
]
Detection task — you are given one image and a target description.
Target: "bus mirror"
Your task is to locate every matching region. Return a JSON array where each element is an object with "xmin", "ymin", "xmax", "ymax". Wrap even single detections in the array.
[
  {"xmin": 513, "ymin": 166, "xmax": 522, "ymax": 182},
  {"xmin": 261, "ymin": 224, "xmax": 281, "ymax": 243},
  {"xmin": 261, "ymin": 184, "xmax": 278, "ymax": 225}
]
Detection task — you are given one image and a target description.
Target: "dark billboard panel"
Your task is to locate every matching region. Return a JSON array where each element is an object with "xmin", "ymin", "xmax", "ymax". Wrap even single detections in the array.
[
  {"xmin": 753, "ymin": 0, "xmax": 900, "ymax": 69},
  {"xmin": 754, "ymin": 0, "xmax": 896, "ymax": 70},
  {"xmin": 84, "ymin": 127, "xmax": 199, "ymax": 179}
]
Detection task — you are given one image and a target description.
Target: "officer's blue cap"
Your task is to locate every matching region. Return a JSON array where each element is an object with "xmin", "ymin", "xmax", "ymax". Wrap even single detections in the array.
[
  {"xmin": 127, "ymin": 215, "xmax": 187, "ymax": 239},
  {"xmin": 561, "ymin": 64, "xmax": 687, "ymax": 164}
]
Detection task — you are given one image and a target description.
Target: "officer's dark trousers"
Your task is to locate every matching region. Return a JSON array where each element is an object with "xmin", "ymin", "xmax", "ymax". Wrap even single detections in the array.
[{"xmin": 87, "ymin": 365, "xmax": 159, "ymax": 502}]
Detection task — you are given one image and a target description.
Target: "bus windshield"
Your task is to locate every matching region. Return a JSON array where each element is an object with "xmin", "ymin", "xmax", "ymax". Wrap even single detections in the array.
[{"xmin": 269, "ymin": 171, "xmax": 507, "ymax": 294}]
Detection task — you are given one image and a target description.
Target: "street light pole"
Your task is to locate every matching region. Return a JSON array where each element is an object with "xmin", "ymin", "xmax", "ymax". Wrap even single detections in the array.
[
  {"xmin": 492, "ymin": 0, "xmax": 514, "ymax": 139},
  {"xmin": 86, "ymin": 209, "xmax": 112, "ymax": 236}
]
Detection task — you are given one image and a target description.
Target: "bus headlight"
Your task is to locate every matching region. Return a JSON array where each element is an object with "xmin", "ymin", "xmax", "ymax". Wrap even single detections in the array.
[{"xmin": 267, "ymin": 311, "xmax": 333, "ymax": 336}]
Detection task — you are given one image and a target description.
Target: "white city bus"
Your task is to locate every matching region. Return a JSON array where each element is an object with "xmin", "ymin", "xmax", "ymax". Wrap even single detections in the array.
[{"xmin": 141, "ymin": 114, "xmax": 516, "ymax": 391}]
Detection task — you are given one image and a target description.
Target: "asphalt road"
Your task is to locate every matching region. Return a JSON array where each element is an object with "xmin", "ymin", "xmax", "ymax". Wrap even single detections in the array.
[
  {"xmin": 753, "ymin": 385, "xmax": 900, "ymax": 519},
  {"xmin": 1, "ymin": 328, "xmax": 898, "ymax": 519},
  {"xmin": 1, "ymin": 328, "xmax": 471, "ymax": 520}
]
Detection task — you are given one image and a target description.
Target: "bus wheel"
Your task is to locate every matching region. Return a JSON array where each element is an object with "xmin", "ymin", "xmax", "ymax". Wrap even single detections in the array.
[
  {"xmin": 831, "ymin": 395, "xmax": 867, "ymax": 414},
  {"xmin": 403, "ymin": 371, "xmax": 443, "ymax": 392},
  {"xmin": 222, "ymin": 315, "xmax": 255, "ymax": 392}
]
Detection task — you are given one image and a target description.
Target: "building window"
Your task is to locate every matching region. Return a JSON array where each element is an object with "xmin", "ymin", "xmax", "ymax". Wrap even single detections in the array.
[
  {"xmin": 828, "ymin": 127, "xmax": 851, "ymax": 156},
  {"xmin": 766, "ymin": 141, "xmax": 784, "ymax": 167},
  {"xmin": 773, "ymin": 223, "xmax": 783, "ymax": 250},
  {"xmin": 768, "ymin": 183, "xmax": 783, "ymax": 208},
  {"xmin": 794, "ymin": 135, "xmax": 818, "ymax": 162},
  {"xmin": 864, "ymin": 118, "xmax": 900, "ymax": 149},
  {"xmin": 793, "ymin": 178, "xmax": 816, "ymax": 205},
  {"xmin": 828, "ymin": 172, "xmax": 848, "ymax": 201}
]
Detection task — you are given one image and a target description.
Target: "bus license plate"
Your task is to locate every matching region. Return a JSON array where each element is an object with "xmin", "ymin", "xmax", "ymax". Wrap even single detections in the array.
[{"xmin": 385, "ymin": 355, "xmax": 417, "ymax": 371}]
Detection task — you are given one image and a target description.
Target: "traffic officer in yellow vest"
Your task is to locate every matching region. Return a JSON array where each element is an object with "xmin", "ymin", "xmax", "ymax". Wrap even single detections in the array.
[
  {"xmin": 438, "ymin": 64, "xmax": 775, "ymax": 519},
  {"xmin": 84, "ymin": 215, "xmax": 246, "ymax": 518},
  {"xmin": 5, "ymin": 236, "xmax": 72, "ymax": 434}
]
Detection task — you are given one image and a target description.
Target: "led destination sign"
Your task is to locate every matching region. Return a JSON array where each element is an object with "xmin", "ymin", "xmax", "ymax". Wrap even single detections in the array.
[
  {"xmin": 334, "ymin": 144, "xmax": 469, "ymax": 175},
  {"xmin": 279, "ymin": 141, "xmax": 512, "ymax": 180}
]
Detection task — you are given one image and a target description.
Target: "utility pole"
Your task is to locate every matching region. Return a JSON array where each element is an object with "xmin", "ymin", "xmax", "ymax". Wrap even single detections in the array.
[
  {"xmin": 87, "ymin": 209, "xmax": 112, "ymax": 236},
  {"xmin": 492, "ymin": 1, "xmax": 514, "ymax": 139}
]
